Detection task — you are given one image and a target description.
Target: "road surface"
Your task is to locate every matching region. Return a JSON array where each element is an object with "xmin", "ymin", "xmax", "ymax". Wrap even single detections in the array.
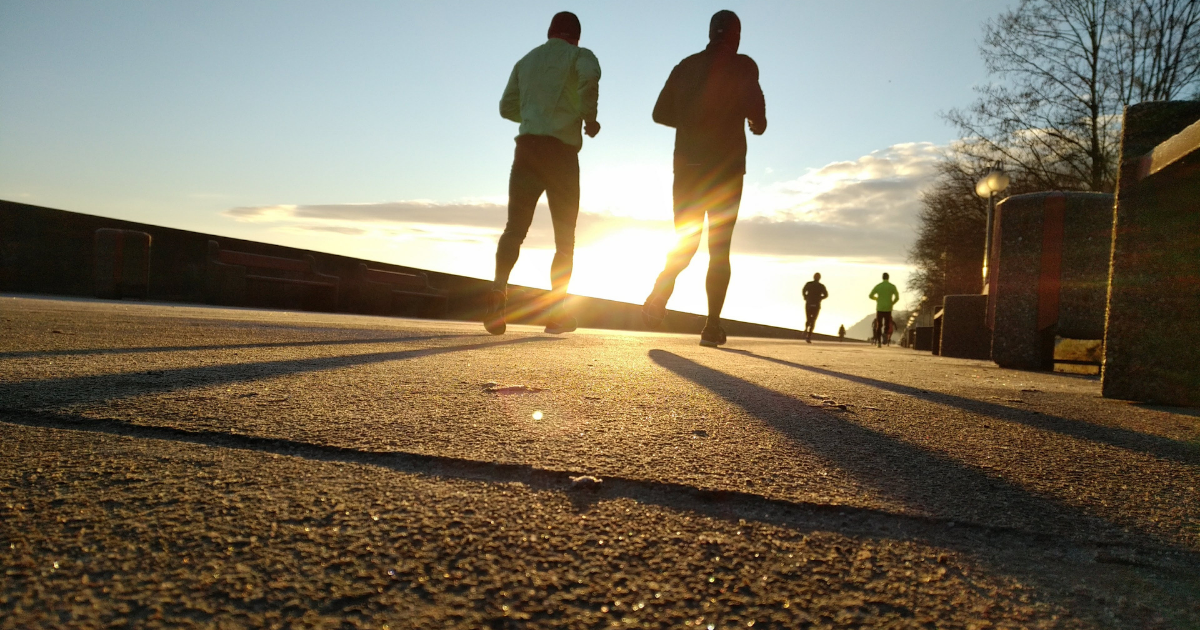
[{"xmin": 2, "ymin": 296, "xmax": 1198, "ymax": 628}]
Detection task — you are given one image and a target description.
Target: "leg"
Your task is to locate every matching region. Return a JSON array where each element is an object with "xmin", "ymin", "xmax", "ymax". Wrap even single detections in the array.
[
  {"xmin": 650, "ymin": 168, "xmax": 706, "ymax": 303},
  {"xmin": 494, "ymin": 142, "xmax": 544, "ymax": 291},
  {"xmin": 543, "ymin": 145, "xmax": 581, "ymax": 314},
  {"xmin": 702, "ymin": 173, "xmax": 744, "ymax": 323}
]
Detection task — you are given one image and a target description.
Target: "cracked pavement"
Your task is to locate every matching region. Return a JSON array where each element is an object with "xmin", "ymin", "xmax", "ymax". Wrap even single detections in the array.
[{"xmin": 2, "ymin": 295, "xmax": 1199, "ymax": 628}]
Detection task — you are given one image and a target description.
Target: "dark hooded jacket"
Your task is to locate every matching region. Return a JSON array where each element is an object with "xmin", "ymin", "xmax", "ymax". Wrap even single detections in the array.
[{"xmin": 652, "ymin": 44, "xmax": 766, "ymax": 174}]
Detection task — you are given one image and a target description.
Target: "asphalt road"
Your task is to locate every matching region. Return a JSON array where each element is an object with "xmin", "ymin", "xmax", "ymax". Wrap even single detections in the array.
[{"xmin": 2, "ymin": 295, "xmax": 1198, "ymax": 628}]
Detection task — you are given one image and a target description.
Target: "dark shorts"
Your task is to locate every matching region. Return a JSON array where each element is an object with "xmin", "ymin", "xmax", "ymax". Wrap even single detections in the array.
[{"xmin": 805, "ymin": 304, "xmax": 820, "ymax": 319}]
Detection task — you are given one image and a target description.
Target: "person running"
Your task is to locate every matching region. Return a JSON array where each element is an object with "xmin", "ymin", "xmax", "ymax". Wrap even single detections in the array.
[
  {"xmin": 869, "ymin": 272, "xmax": 900, "ymax": 346},
  {"xmin": 484, "ymin": 12, "xmax": 601, "ymax": 336},
  {"xmin": 838, "ymin": 324, "xmax": 846, "ymax": 341},
  {"xmin": 641, "ymin": 10, "xmax": 767, "ymax": 348},
  {"xmin": 801, "ymin": 272, "xmax": 827, "ymax": 343}
]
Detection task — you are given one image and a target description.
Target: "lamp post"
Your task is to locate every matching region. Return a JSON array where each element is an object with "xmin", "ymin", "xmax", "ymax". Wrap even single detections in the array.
[{"xmin": 976, "ymin": 162, "xmax": 1010, "ymax": 291}]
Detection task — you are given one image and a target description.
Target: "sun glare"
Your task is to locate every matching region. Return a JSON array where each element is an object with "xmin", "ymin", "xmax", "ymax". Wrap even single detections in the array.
[{"xmin": 570, "ymin": 228, "xmax": 676, "ymax": 303}]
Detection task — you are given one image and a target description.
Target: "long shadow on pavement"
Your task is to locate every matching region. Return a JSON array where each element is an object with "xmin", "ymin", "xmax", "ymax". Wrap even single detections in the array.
[
  {"xmin": 648, "ymin": 349, "xmax": 1192, "ymax": 553},
  {"xmin": 0, "ymin": 333, "xmax": 477, "ymax": 359},
  {"xmin": 721, "ymin": 348, "xmax": 1200, "ymax": 467},
  {"xmin": 4, "ymin": 407, "xmax": 1198, "ymax": 588},
  {"xmin": 0, "ymin": 336, "xmax": 560, "ymax": 409}
]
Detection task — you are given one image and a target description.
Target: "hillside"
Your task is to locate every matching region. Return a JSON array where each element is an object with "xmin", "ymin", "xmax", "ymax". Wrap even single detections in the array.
[{"xmin": 845, "ymin": 310, "xmax": 911, "ymax": 341}]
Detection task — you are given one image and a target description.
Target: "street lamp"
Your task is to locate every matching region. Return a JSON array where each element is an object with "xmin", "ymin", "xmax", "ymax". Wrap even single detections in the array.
[{"xmin": 976, "ymin": 162, "xmax": 1010, "ymax": 291}]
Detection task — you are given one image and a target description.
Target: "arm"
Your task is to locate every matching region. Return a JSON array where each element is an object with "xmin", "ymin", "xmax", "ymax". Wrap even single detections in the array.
[
  {"xmin": 869, "ymin": 289, "xmax": 878, "ymax": 301},
  {"xmin": 499, "ymin": 64, "xmax": 521, "ymax": 123},
  {"xmin": 652, "ymin": 65, "xmax": 680, "ymax": 128},
  {"xmin": 743, "ymin": 57, "xmax": 767, "ymax": 135},
  {"xmin": 891, "ymin": 289, "xmax": 900, "ymax": 308},
  {"xmin": 576, "ymin": 49, "xmax": 601, "ymax": 137},
  {"xmin": 576, "ymin": 49, "xmax": 600, "ymax": 125},
  {"xmin": 820, "ymin": 286, "xmax": 828, "ymax": 300}
]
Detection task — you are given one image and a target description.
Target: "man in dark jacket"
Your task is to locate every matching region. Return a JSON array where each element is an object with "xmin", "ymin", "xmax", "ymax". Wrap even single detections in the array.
[
  {"xmin": 641, "ymin": 10, "xmax": 766, "ymax": 347},
  {"xmin": 802, "ymin": 272, "xmax": 828, "ymax": 343}
]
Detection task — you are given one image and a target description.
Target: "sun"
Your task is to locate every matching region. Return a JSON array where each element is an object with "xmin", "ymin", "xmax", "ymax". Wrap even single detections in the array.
[{"xmin": 569, "ymin": 228, "xmax": 677, "ymax": 303}]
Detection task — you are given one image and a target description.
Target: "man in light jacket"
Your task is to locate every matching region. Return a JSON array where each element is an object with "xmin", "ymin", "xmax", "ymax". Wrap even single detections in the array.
[
  {"xmin": 485, "ymin": 11, "xmax": 601, "ymax": 335},
  {"xmin": 642, "ymin": 10, "xmax": 766, "ymax": 347}
]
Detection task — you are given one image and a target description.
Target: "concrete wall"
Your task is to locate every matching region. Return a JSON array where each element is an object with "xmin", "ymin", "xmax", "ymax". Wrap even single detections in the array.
[
  {"xmin": 0, "ymin": 200, "xmax": 825, "ymax": 341},
  {"xmin": 989, "ymin": 192, "xmax": 1113, "ymax": 369},
  {"xmin": 1102, "ymin": 101, "xmax": 1200, "ymax": 406}
]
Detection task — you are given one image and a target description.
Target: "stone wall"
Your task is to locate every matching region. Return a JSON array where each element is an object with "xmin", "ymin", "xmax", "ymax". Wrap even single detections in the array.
[
  {"xmin": 989, "ymin": 192, "xmax": 1113, "ymax": 369},
  {"xmin": 1102, "ymin": 101, "xmax": 1200, "ymax": 406}
]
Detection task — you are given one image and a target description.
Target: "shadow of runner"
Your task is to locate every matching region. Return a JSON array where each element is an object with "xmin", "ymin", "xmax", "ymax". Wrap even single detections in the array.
[
  {"xmin": 0, "ymin": 333, "xmax": 480, "ymax": 359},
  {"xmin": 647, "ymin": 349, "xmax": 1182, "ymax": 551},
  {"xmin": 0, "ymin": 337, "xmax": 561, "ymax": 409},
  {"xmin": 721, "ymin": 348, "xmax": 1200, "ymax": 466}
]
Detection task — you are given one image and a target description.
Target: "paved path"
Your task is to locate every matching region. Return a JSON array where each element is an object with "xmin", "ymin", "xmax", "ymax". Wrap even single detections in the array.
[{"xmin": 2, "ymin": 295, "xmax": 1198, "ymax": 628}]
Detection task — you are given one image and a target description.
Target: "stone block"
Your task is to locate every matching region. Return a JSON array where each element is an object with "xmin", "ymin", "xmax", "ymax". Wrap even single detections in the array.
[
  {"xmin": 913, "ymin": 326, "xmax": 933, "ymax": 351},
  {"xmin": 940, "ymin": 294, "xmax": 990, "ymax": 360},
  {"xmin": 988, "ymin": 192, "xmax": 1113, "ymax": 369},
  {"xmin": 1103, "ymin": 101, "xmax": 1200, "ymax": 406}
]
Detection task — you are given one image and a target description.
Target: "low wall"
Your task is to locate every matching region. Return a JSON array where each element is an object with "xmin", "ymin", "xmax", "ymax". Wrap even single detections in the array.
[
  {"xmin": 1102, "ymin": 101, "xmax": 1200, "ymax": 406},
  {"xmin": 0, "ymin": 201, "xmax": 823, "ymax": 341},
  {"xmin": 988, "ymin": 191, "xmax": 1113, "ymax": 369}
]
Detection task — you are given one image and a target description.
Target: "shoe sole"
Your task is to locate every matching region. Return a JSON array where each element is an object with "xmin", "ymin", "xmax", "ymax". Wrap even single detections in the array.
[{"xmin": 699, "ymin": 339, "xmax": 720, "ymax": 348}]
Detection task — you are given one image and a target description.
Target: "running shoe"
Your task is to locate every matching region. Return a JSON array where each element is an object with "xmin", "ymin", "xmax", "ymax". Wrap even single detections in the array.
[
  {"xmin": 642, "ymin": 294, "xmax": 667, "ymax": 329},
  {"xmin": 483, "ymin": 289, "xmax": 506, "ymax": 335},
  {"xmin": 699, "ymin": 323, "xmax": 727, "ymax": 348},
  {"xmin": 544, "ymin": 316, "xmax": 578, "ymax": 334}
]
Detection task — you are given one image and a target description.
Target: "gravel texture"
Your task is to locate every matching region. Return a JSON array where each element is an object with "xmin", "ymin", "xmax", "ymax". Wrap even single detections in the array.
[{"xmin": 2, "ymin": 295, "xmax": 1199, "ymax": 628}]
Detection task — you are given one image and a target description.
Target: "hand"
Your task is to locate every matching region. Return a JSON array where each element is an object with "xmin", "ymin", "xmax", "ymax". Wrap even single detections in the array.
[
  {"xmin": 584, "ymin": 119, "xmax": 601, "ymax": 138},
  {"xmin": 748, "ymin": 118, "xmax": 766, "ymax": 135}
]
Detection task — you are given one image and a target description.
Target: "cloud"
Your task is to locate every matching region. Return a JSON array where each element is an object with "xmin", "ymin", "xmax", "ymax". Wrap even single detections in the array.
[{"xmin": 222, "ymin": 142, "xmax": 941, "ymax": 264}]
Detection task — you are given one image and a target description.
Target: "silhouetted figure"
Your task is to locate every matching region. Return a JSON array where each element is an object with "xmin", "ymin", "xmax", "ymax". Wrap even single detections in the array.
[
  {"xmin": 641, "ymin": 10, "xmax": 767, "ymax": 348},
  {"xmin": 869, "ymin": 272, "xmax": 900, "ymax": 346},
  {"xmin": 485, "ymin": 11, "xmax": 601, "ymax": 336},
  {"xmin": 802, "ymin": 272, "xmax": 827, "ymax": 343},
  {"xmin": 838, "ymin": 324, "xmax": 846, "ymax": 341}
]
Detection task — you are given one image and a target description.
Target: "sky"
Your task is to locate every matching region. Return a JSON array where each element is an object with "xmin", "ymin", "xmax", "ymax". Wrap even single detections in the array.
[{"xmin": 0, "ymin": 0, "xmax": 1014, "ymax": 333}]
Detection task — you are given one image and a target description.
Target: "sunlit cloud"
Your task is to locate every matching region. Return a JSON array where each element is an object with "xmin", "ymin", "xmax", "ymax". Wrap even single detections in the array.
[{"xmin": 222, "ymin": 142, "xmax": 941, "ymax": 265}]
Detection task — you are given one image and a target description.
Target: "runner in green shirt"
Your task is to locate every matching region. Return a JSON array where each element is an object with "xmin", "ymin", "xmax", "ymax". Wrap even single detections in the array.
[{"xmin": 869, "ymin": 272, "xmax": 900, "ymax": 346}]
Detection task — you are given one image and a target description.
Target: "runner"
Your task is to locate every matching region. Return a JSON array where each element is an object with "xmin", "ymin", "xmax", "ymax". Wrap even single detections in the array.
[
  {"xmin": 868, "ymin": 272, "xmax": 900, "ymax": 347},
  {"xmin": 801, "ymin": 272, "xmax": 827, "ymax": 343},
  {"xmin": 485, "ymin": 12, "xmax": 601, "ymax": 335},
  {"xmin": 641, "ymin": 10, "xmax": 767, "ymax": 348}
]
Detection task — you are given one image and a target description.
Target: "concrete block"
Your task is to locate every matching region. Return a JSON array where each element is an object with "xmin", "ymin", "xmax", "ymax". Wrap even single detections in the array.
[
  {"xmin": 913, "ymin": 326, "xmax": 934, "ymax": 351},
  {"xmin": 940, "ymin": 294, "xmax": 990, "ymax": 360},
  {"xmin": 988, "ymin": 192, "xmax": 1113, "ymax": 369},
  {"xmin": 1103, "ymin": 101, "xmax": 1200, "ymax": 406},
  {"xmin": 93, "ymin": 229, "xmax": 151, "ymax": 300}
]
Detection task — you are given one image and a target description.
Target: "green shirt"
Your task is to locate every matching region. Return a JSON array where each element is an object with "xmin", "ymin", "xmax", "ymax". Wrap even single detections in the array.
[
  {"xmin": 499, "ymin": 38, "xmax": 601, "ymax": 149},
  {"xmin": 869, "ymin": 281, "xmax": 899, "ymax": 312}
]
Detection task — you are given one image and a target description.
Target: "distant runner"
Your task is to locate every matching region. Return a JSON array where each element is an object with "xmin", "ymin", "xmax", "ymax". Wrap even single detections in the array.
[
  {"xmin": 801, "ymin": 272, "xmax": 827, "ymax": 343},
  {"xmin": 869, "ymin": 272, "xmax": 900, "ymax": 347},
  {"xmin": 838, "ymin": 324, "xmax": 846, "ymax": 341}
]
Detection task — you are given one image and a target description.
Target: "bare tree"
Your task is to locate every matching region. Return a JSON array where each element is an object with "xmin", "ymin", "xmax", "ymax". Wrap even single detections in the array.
[
  {"xmin": 947, "ymin": 0, "xmax": 1119, "ymax": 192},
  {"xmin": 946, "ymin": 0, "xmax": 1200, "ymax": 193},
  {"xmin": 914, "ymin": 0, "xmax": 1200, "ymax": 306},
  {"xmin": 1110, "ymin": 0, "xmax": 1200, "ymax": 103}
]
